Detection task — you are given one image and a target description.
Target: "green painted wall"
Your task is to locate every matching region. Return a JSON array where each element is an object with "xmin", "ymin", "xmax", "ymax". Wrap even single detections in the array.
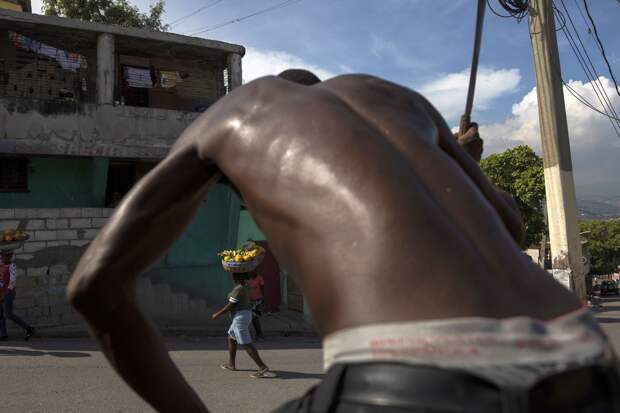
[
  {"xmin": 1, "ymin": 158, "xmax": 243, "ymax": 306},
  {"xmin": 0, "ymin": 157, "xmax": 107, "ymax": 208},
  {"xmin": 303, "ymin": 296, "xmax": 313, "ymax": 324},
  {"xmin": 236, "ymin": 209, "xmax": 265, "ymax": 246},
  {"xmin": 91, "ymin": 158, "xmax": 109, "ymax": 206},
  {"xmin": 153, "ymin": 184, "xmax": 242, "ymax": 304}
]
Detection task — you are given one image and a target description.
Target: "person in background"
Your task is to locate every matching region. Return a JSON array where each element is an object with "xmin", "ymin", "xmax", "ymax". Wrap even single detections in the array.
[
  {"xmin": 212, "ymin": 272, "xmax": 269, "ymax": 378},
  {"xmin": 0, "ymin": 250, "xmax": 35, "ymax": 341},
  {"xmin": 248, "ymin": 270, "xmax": 266, "ymax": 340}
]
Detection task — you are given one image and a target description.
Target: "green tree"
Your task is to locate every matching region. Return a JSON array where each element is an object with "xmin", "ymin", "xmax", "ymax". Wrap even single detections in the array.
[
  {"xmin": 479, "ymin": 145, "xmax": 546, "ymax": 248},
  {"xmin": 580, "ymin": 219, "xmax": 620, "ymax": 274},
  {"xmin": 42, "ymin": 0, "xmax": 168, "ymax": 31}
]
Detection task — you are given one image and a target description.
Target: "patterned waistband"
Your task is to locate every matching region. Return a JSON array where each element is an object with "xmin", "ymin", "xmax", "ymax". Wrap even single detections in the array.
[{"xmin": 322, "ymin": 308, "xmax": 616, "ymax": 386}]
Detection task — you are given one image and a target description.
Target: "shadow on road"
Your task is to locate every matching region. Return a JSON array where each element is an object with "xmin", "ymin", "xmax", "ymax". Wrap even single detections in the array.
[
  {"xmin": 228, "ymin": 368, "xmax": 324, "ymax": 380},
  {"xmin": 0, "ymin": 336, "xmax": 322, "ymax": 353},
  {"xmin": 0, "ymin": 348, "xmax": 90, "ymax": 358},
  {"xmin": 270, "ymin": 371, "xmax": 325, "ymax": 380}
]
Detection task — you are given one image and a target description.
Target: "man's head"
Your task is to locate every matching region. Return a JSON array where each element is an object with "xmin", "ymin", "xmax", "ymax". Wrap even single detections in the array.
[
  {"xmin": 1, "ymin": 251, "xmax": 14, "ymax": 264},
  {"xmin": 278, "ymin": 69, "xmax": 321, "ymax": 86}
]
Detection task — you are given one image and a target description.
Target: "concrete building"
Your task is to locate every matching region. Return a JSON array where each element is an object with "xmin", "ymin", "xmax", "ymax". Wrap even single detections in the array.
[{"xmin": 0, "ymin": 9, "xmax": 306, "ymax": 332}]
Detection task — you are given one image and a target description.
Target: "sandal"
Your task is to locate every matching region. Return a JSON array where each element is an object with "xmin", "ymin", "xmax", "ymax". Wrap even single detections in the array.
[
  {"xmin": 220, "ymin": 364, "xmax": 236, "ymax": 371},
  {"xmin": 250, "ymin": 367, "xmax": 270, "ymax": 378}
]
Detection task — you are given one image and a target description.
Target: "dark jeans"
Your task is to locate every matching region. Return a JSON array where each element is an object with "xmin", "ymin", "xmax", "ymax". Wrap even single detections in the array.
[
  {"xmin": 273, "ymin": 362, "xmax": 620, "ymax": 413},
  {"xmin": 0, "ymin": 291, "xmax": 32, "ymax": 337}
]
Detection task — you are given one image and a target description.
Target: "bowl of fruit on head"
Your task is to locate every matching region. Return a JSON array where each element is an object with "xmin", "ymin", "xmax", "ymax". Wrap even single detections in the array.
[
  {"xmin": 1, "ymin": 229, "xmax": 29, "ymax": 252},
  {"xmin": 218, "ymin": 244, "xmax": 265, "ymax": 273}
]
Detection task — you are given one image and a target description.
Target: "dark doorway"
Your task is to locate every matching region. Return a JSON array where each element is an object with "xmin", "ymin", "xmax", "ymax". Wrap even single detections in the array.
[
  {"xmin": 105, "ymin": 161, "xmax": 135, "ymax": 207},
  {"xmin": 105, "ymin": 160, "xmax": 158, "ymax": 207}
]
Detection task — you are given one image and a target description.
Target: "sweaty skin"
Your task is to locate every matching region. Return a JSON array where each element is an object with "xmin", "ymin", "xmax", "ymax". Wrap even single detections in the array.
[{"xmin": 67, "ymin": 74, "xmax": 581, "ymax": 413}]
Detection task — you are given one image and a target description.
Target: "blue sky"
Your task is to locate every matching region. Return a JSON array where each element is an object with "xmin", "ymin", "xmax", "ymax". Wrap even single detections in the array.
[{"xmin": 31, "ymin": 0, "xmax": 620, "ymax": 196}]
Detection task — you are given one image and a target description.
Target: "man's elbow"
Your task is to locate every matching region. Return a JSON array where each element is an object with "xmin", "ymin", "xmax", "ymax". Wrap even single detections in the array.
[
  {"xmin": 66, "ymin": 269, "xmax": 119, "ymax": 325},
  {"xmin": 66, "ymin": 271, "xmax": 98, "ymax": 313}
]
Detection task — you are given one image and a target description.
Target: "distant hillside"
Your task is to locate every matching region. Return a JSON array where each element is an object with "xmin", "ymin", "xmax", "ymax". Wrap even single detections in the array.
[{"xmin": 577, "ymin": 196, "xmax": 620, "ymax": 220}]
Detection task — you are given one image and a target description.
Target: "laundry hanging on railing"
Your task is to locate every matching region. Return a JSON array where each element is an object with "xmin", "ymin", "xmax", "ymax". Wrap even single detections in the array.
[
  {"xmin": 8, "ymin": 31, "xmax": 87, "ymax": 71},
  {"xmin": 159, "ymin": 70, "xmax": 179, "ymax": 88},
  {"xmin": 123, "ymin": 66, "xmax": 154, "ymax": 88}
]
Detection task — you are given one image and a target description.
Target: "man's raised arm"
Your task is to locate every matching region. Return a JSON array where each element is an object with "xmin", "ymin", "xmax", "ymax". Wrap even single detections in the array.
[{"xmin": 66, "ymin": 142, "xmax": 220, "ymax": 413}]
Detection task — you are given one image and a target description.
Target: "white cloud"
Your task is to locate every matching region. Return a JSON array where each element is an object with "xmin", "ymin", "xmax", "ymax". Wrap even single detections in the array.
[
  {"xmin": 420, "ymin": 67, "xmax": 522, "ymax": 121},
  {"xmin": 479, "ymin": 77, "xmax": 620, "ymax": 194},
  {"xmin": 370, "ymin": 33, "xmax": 423, "ymax": 70},
  {"xmin": 242, "ymin": 47, "xmax": 337, "ymax": 83}
]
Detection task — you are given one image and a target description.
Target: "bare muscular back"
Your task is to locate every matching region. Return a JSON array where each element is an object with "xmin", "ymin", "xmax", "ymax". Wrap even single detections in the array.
[
  {"xmin": 65, "ymin": 73, "xmax": 584, "ymax": 413},
  {"xmin": 179, "ymin": 75, "xmax": 580, "ymax": 335}
]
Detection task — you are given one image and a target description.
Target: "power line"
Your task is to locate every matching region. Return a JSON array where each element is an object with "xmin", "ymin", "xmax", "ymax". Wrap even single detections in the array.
[
  {"xmin": 185, "ymin": 0, "xmax": 302, "ymax": 36},
  {"xmin": 487, "ymin": 0, "xmax": 565, "ymax": 31},
  {"xmin": 582, "ymin": 0, "xmax": 620, "ymax": 96},
  {"xmin": 169, "ymin": 0, "xmax": 227, "ymax": 27},
  {"xmin": 556, "ymin": 16, "xmax": 620, "ymax": 138},
  {"xmin": 563, "ymin": 79, "xmax": 620, "ymax": 122},
  {"xmin": 556, "ymin": 0, "xmax": 620, "ymax": 126},
  {"xmin": 571, "ymin": 0, "xmax": 591, "ymax": 30},
  {"xmin": 488, "ymin": 0, "xmax": 620, "ymax": 132},
  {"xmin": 557, "ymin": 3, "xmax": 619, "ymax": 118},
  {"xmin": 486, "ymin": 0, "xmax": 529, "ymax": 21},
  {"xmin": 556, "ymin": 1, "xmax": 620, "ymax": 136}
]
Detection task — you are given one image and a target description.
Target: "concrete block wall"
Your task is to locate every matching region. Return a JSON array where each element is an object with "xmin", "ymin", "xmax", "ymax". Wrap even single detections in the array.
[
  {"xmin": 0, "ymin": 208, "xmax": 114, "ymax": 331},
  {"xmin": 0, "ymin": 207, "xmax": 216, "ymax": 334}
]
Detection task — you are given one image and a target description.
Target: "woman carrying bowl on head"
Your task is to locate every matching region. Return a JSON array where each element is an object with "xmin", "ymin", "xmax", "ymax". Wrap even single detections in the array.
[
  {"xmin": 1, "ymin": 250, "xmax": 35, "ymax": 341},
  {"xmin": 213, "ymin": 247, "xmax": 270, "ymax": 378}
]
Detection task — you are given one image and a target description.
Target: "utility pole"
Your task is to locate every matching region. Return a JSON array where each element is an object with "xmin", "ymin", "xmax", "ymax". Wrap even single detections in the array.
[{"xmin": 529, "ymin": 0, "xmax": 586, "ymax": 300}]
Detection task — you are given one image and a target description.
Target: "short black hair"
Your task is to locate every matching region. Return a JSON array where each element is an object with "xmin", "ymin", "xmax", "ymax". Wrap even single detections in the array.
[{"xmin": 278, "ymin": 69, "xmax": 321, "ymax": 85}]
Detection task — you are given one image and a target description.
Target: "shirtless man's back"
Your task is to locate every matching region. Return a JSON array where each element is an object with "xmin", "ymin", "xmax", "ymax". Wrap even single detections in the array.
[{"xmin": 67, "ymin": 72, "xmax": 618, "ymax": 413}]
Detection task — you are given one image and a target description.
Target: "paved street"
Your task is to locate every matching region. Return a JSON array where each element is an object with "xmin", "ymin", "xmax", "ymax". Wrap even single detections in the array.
[
  {"xmin": 2, "ymin": 297, "xmax": 620, "ymax": 413},
  {"xmin": 0, "ymin": 336, "xmax": 323, "ymax": 413},
  {"xmin": 595, "ymin": 295, "xmax": 620, "ymax": 350}
]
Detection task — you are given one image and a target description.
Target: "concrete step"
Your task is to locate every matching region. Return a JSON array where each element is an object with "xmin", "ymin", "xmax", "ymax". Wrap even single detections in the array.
[
  {"xmin": 189, "ymin": 298, "xmax": 207, "ymax": 313},
  {"xmin": 174, "ymin": 292, "xmax": 189, "ymax": 314},
  {"xmin": 151, "ymin": 283, "xmax": 171, "ymax": 316},
  {"xmin": 137, "ymin": 277, "xmax": 224, "ymax": 325}
]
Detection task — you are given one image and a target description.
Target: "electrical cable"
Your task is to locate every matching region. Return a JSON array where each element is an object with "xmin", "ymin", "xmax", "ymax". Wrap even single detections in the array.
[
  {"xmin": 582, "ymin": 0, "xmax": 620, "ymax": 96},
  {"xmin": 557, "ymin": 22, "xmax": 620, "ymax": 137},
  {"xmin": 556, "ymin": 1, "xmax": 620, "ymax": 135},
  {"xmin": 560, "ymin": 37, "xmax": 620, "ymax": 136},
  {"xmin": 184, "ymin": 0, "xmax": 302, "ymax": 36},
  {"xmin": 572, "ymin": 0, "xmax": 591, "ymax": 31},
  {"xmin": 169, "ymin": 0, "xmax": 227, "ymax": 27},
  {"xmin": 488, "ymin": 0, "xmax": 620, "ymax": 134},
  {"xmin": 562, "ymin": 79, "xmax": 620, "ymax": 122},
  {"xmin": 486, "ymin": 0, "xmax": 529, "ymax": 21}
]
